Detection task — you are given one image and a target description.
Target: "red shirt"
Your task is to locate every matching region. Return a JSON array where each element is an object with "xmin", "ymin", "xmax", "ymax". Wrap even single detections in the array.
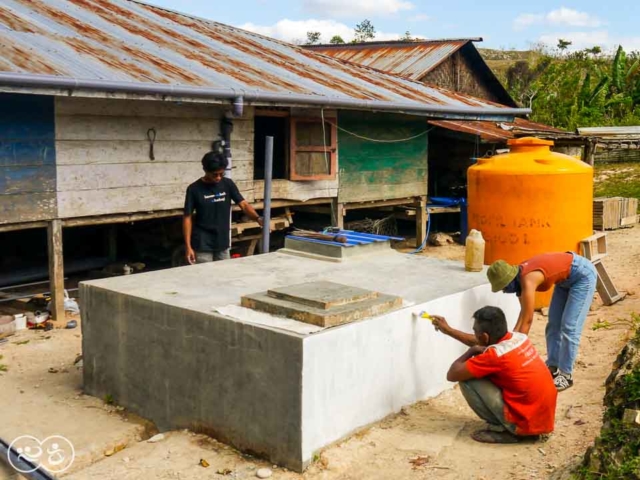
[
  {"xmin": 520, "ymin": 253, "xmax": 573, "ymax": 292},
  {"xmin": 466, "ymin": 332, "xmax": 557, "ymax": 435}
]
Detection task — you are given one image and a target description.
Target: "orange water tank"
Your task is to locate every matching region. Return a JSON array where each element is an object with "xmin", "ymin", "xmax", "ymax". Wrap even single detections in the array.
[{"xmin": 467, "ymin": 137, "xmax": 593, "ymax": 307}]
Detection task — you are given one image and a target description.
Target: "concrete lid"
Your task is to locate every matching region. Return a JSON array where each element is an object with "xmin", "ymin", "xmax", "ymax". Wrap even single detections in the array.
[{"xmin": 81, "ymin": 251, "xmax": 490, "ymax": 323}]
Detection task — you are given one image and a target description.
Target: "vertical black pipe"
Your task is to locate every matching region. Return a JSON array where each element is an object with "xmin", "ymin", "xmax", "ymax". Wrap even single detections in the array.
[
  {"xmin": 261, "ymin": 136, "xmax": 274, "ymax": 254},
  {"xmin": 220, "ymin": 117, "xmax": 234, "ymax": 250}
]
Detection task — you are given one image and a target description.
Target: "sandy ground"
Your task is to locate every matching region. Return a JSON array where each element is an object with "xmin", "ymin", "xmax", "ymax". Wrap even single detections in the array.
[{"xmin": 1, "ymin": 227, "xmax": 639, "ymax": 480}]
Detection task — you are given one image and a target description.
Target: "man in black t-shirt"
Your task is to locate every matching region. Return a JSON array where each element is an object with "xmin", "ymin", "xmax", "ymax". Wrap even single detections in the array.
[{"xmin": 183, "ymin": 152, "xmax": 263, "ymax": 264}]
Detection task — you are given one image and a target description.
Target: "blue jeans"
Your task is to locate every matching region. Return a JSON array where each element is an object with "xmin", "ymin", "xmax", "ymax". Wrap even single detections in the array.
[
  {"xmin": 546, "ymin": 253, "xmax": 597, "ymax": 375},
  {"xmin": 459, "ymin": 379, "xmax": 517, "ymax": 434}
]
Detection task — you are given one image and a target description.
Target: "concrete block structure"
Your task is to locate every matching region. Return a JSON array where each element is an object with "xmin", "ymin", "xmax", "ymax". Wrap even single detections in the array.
[{"xmin": 81, "ymin": 250, "xmax": 518, "ymax": 471}]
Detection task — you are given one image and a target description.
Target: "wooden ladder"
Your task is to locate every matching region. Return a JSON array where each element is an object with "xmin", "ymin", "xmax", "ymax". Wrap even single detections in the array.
[{"xmin": 580, "ymin": 232, "xmax": 625, "ymax": 306}]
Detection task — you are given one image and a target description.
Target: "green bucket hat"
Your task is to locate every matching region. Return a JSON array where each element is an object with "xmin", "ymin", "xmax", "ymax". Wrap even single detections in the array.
[{"xmin": 487, "ymin": 260, "xmax": 519, "ymax": 293}]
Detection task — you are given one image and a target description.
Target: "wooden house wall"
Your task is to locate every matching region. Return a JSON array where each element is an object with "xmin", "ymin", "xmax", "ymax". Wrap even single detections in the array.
[
  {"xmin": 253, "ymin": 107, "xmax": 339, "ymax": 202},
  {"xmin": 3, "ymin": 94, "xmax": 424, "ymax": 226},
  {"xmin": 422, "ymin": 52, "xmax": 499, "ymax": 104},
  {"xmin": 337, "ymin": 112, "xmax": 428, "ymax": 203},
  {"xmin": 0, "ymin": 93, "xmax": 57, "ymax": 224},
  {"xmin": 54, "ymin": 98, "xmax": 337, "ymax": 219},
  {"xmin": 54, "ymin": 97, "xmax": 256, "ymax": 218},
  {"xmin": 428, "ymin": 129, "xmax": 495, "ymax": 198}
]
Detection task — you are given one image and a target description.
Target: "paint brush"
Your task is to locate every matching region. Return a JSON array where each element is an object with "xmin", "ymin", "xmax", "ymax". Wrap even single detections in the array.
[{"xmin": 412, "ymin": 311, "xmax": 434, "ymax": 321}]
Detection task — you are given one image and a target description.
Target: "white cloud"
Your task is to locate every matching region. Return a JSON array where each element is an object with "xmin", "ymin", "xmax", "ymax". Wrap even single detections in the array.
[
  {"xmin": 302, "ymin": 0, "xmax": 414, "ymax": 18},
  {"xmin": 547, "ymin": 8, "xmax": 603, "ymax": 27},
  {"xmin": 514, "ymin": 13, "xmax": 544, "ymax": 30},
  {"xmin": 538, "ymin": 30, "xmax": 640, "ymax": 52},
  {"xmin": 239, "ymin": 18, "xmax": 402, "ymax": 44},
  {"xmin": 409, "ymin": 14, "xmax": 431, "ymax": 22},
  {"xmin": 514, "ymin": 7, "xmax": 603, "ymax": 31}
]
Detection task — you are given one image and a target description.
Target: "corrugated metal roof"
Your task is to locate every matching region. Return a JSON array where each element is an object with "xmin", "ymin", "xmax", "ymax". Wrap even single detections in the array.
[
  {"xmin": 0, "ymin": 0, "xmax": 524, "ymax": 117},
  {"xmin": 429, "ymin": 118, "xmax": 570, "ymax": 142},
  {"xmin": 577, "ymin": 126, "xmax": 640, "ymax": 138},
  {"xmin": 308, "ymin": 40, "xmax": 473, "ymax": 81}
]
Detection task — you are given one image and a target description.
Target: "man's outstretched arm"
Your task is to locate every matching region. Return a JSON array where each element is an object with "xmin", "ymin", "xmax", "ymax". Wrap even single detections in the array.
[
  {"xmin": 238, "ymin": 200, "xmax": 263, "ymax": 226},
  {"xmin": 431, "ymin": 315, "xmax": 478, "ymax": 347}
]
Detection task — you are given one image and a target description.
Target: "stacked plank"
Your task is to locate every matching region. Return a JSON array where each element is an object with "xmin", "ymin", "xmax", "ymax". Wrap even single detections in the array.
[{"xmin": 593, "ymin": 197, "xmax": 639, "ymax": 230}]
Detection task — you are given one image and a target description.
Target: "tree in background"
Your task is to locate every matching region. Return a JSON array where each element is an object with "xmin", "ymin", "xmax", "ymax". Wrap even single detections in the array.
[
  {"xmin": 305, "ymin": 31, "xmax": 321, "ymax": 45},
  {"xmin": 504, "ymin": 42, "xmax": 640, "ymax": 130},
  {"xmin": 400, "ymin": 31, "xmax": 412, "ymax": 41},
  {"xmin": 505, "ymin": 58, "xmax": 551, "ymax": 107},
  {"xmin": 330, "ymin": 35, "xmax": 345, "ymax": 44},
  {"xmin": 586, "ymin": 46, "xmax": 602, "ymax": 57},
  {"xmin": 557, "ymin": 39, "xmax": 572, "ymax": 53},
  {"xmin": 353, "ymin": 19, "xmax": 375, "ymax": 43}
]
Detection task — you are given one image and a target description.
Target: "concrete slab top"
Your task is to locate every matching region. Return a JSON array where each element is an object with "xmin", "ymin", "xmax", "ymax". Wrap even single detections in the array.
[
  {"xmin": 241, "ymin": 283, "xmax": 402, "ymax": 328},
  {"xmin": 266, "ymin": 281, "xmax": 379, "ymax": 310},
  {"xmin": 83, "ymin": 251, "xmax": 490, "ymax": 325}
]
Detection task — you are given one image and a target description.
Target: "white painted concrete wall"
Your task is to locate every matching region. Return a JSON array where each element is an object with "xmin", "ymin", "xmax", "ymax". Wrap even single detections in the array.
[{"xmin": 301, "ymin": 284, "xmax": 520, "ymax": 461}]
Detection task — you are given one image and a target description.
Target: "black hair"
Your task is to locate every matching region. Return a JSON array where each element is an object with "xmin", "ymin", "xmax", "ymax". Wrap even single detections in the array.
[
  {"xmin": 473, "ymin": 306, "xmax": 508, "ymax": 345},
  {"xmin": 201, "ymin": 151, "xmax": 228, "ymax": 172}
]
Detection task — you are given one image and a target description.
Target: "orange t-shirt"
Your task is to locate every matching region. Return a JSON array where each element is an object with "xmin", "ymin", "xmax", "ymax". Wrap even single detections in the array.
[
  {"xmin": 465, "ymin": 332, "xmax": 557, "ymax": 436},
  {"xmin": 520, "ymin": 252, "xmax": 573, "ymax": 292}
]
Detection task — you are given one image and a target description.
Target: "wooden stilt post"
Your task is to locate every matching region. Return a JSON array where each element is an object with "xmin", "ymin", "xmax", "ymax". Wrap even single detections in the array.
[
  {"xmin": 416, "ymin": 196, "xmax": 427, "ymax": 248},
  {"xmin": 47, "ymin": 219, "xmax": 65, "ymax": 321},
  {"xmin": 331, "ymin": 199, "xmax": 345, "ymax": 230}
]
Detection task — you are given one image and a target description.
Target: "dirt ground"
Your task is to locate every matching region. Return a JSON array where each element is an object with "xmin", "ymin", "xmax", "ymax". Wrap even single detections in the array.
[{"xmin": 1, "ymin": 228, "xmax": 639, "ymax": 480}]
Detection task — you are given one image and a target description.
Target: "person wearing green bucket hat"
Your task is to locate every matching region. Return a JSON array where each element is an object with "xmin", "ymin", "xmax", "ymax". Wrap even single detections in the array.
[{"xmin": 487, "ymin": 252, "xmax": 597, "ymax": 392}]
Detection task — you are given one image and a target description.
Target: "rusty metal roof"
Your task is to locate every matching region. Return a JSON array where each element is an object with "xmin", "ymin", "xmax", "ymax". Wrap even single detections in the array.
[
  {"xmin": 577, "ymin": 126, "xmax": 640, "ymax": 138},
  {"xmin": 308, "ymin": 39, "xmax": 518, "ymax": 108},
  {"xmin": 0, "ymin": 0, "xmax": 527, "ymax": 118},
  {"xmin": 308, "ymin": 40, "xmax": 477, "ymax": 81},
  {"xmin": 428, "ymin": 118, "xmax": 571, "ymax": 142}
]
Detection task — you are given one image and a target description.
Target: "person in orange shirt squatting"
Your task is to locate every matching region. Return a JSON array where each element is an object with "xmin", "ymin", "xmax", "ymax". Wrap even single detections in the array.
[{"xmin": 431, "ymin": 306, "xmax": 557, "ymax": 444}]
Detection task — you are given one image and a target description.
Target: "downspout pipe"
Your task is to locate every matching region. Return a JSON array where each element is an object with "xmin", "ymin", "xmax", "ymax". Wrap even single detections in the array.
[
  {"xmin": 220, "ymin": 116, "xmax": 234, "ymax": 249},
  {"xmin": 261, "ymin": 136, "xmax": 274, "ymax": 254},
  {"xmin": 220, "ymin": 116, "xmax": 234, "ymax": 170},
  {"xmin": 0, "ymin": 73, "xmax": 531, "ymax": 120}
]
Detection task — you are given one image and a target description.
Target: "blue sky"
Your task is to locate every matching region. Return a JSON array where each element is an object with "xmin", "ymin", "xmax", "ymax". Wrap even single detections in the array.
[{"xmin": 146, "ymin": 0, "xmax": 640, "ymax": 51}]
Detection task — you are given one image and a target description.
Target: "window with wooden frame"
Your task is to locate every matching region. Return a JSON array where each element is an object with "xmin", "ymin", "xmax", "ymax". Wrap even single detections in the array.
[{"xmin": 289, "ymin": 117, "xmax": 337, "ymax": 181}]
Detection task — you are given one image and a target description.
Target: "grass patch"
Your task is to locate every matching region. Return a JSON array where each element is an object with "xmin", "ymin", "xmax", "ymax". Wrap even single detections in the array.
[
  {"xmin": 576, "ymin": 325, "xmax": 640, "ymax": 479},
  {"xmin": 593, "ymin": 313, "xmax": 640, "ymax": 331},
  {"xmin": 594, "ymin": 162, "xmax": 640, "ymax": 207}
]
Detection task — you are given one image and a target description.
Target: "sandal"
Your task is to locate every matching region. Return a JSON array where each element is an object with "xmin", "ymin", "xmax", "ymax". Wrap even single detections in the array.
[{"xmin": 471, "ymin": 429, "xmax": 520, "ymax": 444}]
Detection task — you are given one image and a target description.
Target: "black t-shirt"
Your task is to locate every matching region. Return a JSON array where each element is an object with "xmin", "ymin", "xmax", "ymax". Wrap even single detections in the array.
[{"xmin": 184, "ymin": 177, "xmax": 244, "ymax": 252}]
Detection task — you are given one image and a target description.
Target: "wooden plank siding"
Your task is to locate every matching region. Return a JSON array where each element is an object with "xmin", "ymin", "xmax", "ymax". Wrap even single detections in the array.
[
  {"xmin": 252, "ymin": 107, "xmax": 339, "ymax": 201},
  {"xmin": 2, "ymin": 94, "xmax": 431, "ymax": 226},
  {"xmin": 422, "ymin": 52, "xmax": 499, "ymax": 104},
  {"xmin": 0, "ymin": 93, "xmax": 57, "ymax": 224},
  {"xmin": 337, "ymin": 111, "xmax": 428, "ymax": 204},
  {"xmin": 54, "ymin": 97, "xmax": 255, "ymax": 218}
]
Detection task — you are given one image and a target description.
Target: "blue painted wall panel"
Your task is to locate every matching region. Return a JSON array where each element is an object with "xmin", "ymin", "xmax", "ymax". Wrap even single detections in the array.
[
  {"xmin": 0, "ymin": 93, "xmax": 57, "ymax": 223},
  {"xmin": 0, "ymin": 94, "xmax": 56, "ymax": 141},
  {"xmin": 0, "ymin": 141, "xmax": 56, "ymax": 166},
  {"xmin": 1, "ymin": 165, "xmax": 56, "ymax": 194}
]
